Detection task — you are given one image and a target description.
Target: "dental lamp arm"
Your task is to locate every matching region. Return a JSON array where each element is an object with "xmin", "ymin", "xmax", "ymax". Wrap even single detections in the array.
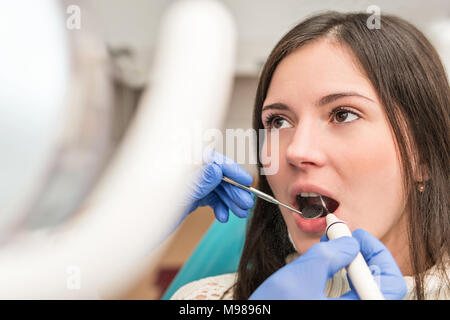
[{"xmin": 0, "ymin": 0, "xmax": 236, "ymax": 298}]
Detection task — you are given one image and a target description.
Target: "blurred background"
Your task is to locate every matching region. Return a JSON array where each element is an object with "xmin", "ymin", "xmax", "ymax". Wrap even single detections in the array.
[{"xmin": 6, "ymin": 0, "xmax": 448, "ymax": 299}]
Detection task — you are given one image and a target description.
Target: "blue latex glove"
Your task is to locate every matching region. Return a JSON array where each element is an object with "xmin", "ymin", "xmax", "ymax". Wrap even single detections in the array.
[
  {"xmin": 249, "ymin": 229, "xmax": 407, "ymax": 300},
  {"xmin": 339, "ymin": 229, "xmax": 407, "ymax": 300},
  {"xmin": 184, "ymin": 149, "xmax": 254, "ymax": 223}
]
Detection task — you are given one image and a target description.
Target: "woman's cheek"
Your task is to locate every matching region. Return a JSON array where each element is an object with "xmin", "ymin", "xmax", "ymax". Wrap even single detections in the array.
[
  {"xmin": 260, "ymin": 130, "xmax": 284, "ymax": 176},
  {"xmin": 339, "ymin": 128, "xmax": 405, "ymax": 238},
  {"xmin": 263, "ymin": 130, "xmax": 292, "ymax": 189}
]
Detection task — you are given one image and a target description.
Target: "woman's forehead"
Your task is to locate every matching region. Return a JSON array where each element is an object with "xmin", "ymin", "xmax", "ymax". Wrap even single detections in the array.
[{"xmin": 266, "ymin": 39, "xmax": 377, "ymax": 103}]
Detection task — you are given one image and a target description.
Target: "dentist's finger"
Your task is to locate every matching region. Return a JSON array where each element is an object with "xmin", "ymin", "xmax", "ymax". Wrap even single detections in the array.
[
  {"xmin": 214, "ymin": 186, "xmax": 250, "ymax": 218},
  {"xmin": 220, "ymin": 181, "xmax": 254, "ymax": 209}
]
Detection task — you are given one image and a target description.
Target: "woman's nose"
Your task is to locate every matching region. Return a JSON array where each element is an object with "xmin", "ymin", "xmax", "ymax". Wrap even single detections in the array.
[{"xmin": 285, "ymin": 119, "xmax": 326, "ymax": 168}]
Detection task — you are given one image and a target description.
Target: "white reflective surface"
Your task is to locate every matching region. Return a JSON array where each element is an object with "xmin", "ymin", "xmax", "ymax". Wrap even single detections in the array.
[
  {"xmin": 0, "ymin": 1, "xmax": 70, "ymax": 240},
  {"xmin": 0, "ymin": 0, "xmax": 236, "ymax": 298}
]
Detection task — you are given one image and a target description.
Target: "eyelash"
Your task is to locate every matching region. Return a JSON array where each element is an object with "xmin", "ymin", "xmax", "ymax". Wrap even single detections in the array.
[{"xmin": 263, "ymin": 106, "xmax": 360, "ymax": 128}]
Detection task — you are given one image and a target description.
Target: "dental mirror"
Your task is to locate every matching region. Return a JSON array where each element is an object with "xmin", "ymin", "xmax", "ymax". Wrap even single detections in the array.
[
  {"xmin": 297, "ymin": 195, "xmax": 330, "ymax": 219},
  {"xmin": 301, "ymin": 204, "xmax": 325, "ymax": 219},
  {"xmin": 222, "ymin": 177, "xmax": 330, "ymax": 220}
]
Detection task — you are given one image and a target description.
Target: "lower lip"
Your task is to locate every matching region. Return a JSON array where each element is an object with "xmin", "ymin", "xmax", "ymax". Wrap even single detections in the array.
[{"xmin": 293, "ymin": 207, "xmax": 340, "ymax": 233}]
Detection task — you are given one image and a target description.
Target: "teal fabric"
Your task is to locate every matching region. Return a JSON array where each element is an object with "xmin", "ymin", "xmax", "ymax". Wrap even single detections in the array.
[{"xmin": 162, "ymin": 211, "xmax": 248, "ymax": 300}]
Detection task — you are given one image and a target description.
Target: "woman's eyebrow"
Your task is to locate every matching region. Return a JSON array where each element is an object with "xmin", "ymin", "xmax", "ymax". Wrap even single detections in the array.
[
  {"xmin": 262, "ymin": 102, "xmax": 289, "ymax": 112},
  {"xmin": 317, "ymin": 92, "xmax": 375, "ymax": 106},
  {"xmin": 262, "ymin": 92, "xmax": 375, "ymax": 112}
]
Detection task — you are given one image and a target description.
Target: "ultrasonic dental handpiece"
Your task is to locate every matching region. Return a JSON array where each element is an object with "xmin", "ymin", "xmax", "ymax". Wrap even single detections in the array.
[{"xmin": 326, "ymin": 213, "xmax": 385, "ymax": 300}]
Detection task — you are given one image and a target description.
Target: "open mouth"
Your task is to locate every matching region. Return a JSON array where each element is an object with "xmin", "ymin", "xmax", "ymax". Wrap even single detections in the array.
[{"xmin": 295, "ymin": 193, "xmax": 339, "ymax": 219}]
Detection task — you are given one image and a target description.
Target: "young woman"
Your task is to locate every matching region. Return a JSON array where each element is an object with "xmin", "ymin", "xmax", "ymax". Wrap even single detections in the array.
[{"xmin": 173, "ymin": 11, "xmax": 449, "ymax": 300}]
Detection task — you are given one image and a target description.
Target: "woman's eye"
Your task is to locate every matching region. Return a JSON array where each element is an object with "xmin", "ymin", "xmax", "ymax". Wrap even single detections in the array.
[
  {"xmin": 264, "ymin": 108, "xmax": 358, "ymax": 129},
  {"xmin": 269, "ymin": 116, "xmax": 292, "ymax": 129},
  {"xmin": 330, "ymin": 108, "xmax": 360, "ymax": 124}
]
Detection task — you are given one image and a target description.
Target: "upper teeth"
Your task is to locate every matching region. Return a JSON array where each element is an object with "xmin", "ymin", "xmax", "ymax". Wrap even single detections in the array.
[{"xmin": 299, "ymin": 192, "xmax": 322, "ymax": 197}]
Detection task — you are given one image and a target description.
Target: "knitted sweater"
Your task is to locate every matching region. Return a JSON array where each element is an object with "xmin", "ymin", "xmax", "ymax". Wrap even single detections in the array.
[{"xmin": 171, "ymin": 257, "xmax": 449, "ymax": 300}]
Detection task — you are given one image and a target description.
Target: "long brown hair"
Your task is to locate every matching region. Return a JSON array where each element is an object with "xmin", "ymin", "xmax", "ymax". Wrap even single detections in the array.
[{"xmin": 234, "ymin": 11, "xmax": 450, "ymax": 300}]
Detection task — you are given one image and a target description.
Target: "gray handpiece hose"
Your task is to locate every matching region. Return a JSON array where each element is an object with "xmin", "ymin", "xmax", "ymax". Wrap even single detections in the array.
[{"xmin": 326, "ymin": 214, "xmax": 385, "ymax": 300}]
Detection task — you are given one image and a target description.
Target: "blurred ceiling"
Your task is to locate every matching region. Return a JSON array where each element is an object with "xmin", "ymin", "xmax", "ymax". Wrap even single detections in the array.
[{"xmin": 85, "ymin": 0, "xmax": 450, "ymax": 81}]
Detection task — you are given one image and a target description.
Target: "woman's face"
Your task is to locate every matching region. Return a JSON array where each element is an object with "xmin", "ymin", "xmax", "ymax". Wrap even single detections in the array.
[{"xmin": 262, "ymin": 39, "xmax": 409, "ymax": 258}]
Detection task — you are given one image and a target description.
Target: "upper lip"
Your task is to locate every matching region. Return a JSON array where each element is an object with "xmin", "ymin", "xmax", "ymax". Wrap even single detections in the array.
[{"xmin": 289, "ymin": 183, "xmax": 339, "ymax": 208}]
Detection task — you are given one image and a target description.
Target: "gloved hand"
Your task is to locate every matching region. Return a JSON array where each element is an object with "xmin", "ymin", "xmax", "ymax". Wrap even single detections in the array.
[
  {"xmin": 249, "ymin": 229, "xmax": 407, "ymax": 300},
  {"xmin": 184, "ymin": 149, "xmax": 254, "ymax": 223},
  {"xmin": 340, "ymin": 229, "xmax": 407, "ymax": 300}
]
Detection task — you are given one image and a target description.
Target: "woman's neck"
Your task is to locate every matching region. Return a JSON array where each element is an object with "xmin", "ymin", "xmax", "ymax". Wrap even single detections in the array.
[{"xmin": 381, "ymin": 212, "xmax": 413, "ymax": 276}]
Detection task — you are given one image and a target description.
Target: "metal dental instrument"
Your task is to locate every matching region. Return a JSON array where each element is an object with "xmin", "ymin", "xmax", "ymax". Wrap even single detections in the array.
[{"xmin": 221, "ymin": 176, "xmax": 304, "ymax": 217}]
